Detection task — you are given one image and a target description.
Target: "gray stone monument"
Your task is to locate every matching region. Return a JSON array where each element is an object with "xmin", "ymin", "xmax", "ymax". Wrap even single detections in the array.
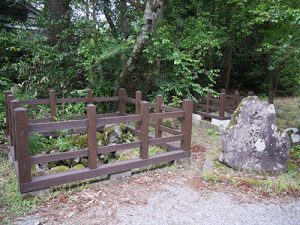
[{"xmin": 220, "ymin": 96, "xmax": 290, "ymax": 173}]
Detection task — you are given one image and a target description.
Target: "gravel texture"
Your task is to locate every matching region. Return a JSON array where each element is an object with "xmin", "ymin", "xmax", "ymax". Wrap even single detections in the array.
[{"xmin": 112, "ymin": 184, "xmax": 300, "ymax": 225}]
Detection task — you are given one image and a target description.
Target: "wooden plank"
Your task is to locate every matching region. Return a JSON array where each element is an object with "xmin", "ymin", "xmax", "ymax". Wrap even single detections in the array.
[
  {"xmin": 119, "ymin": 88, "xmax": 126, "ymax": 116},
  {"xmin": 148, "ymin": 122, "xmax": 181, "ymax": 135},
  {"xmin": 181, "ymin": 99, "xmax": 193, "ymax": 153},
  {"xmin": 7, "ymin": 94, "xmax": 15, "ymax": 146},
  {"xmin": 155, "ymin": 95, "xmax": 163, "ymax": 138},
  {"xmin": 159, "ymin": 125, "xmax": 181, "ymax": 135},
  {"xmin": 135, "ymin": 91, "xmax": 142, "ymax": 130},
  {"xmin": 28, "ymin": 118, "xmax": 51, "ymax": 123},
  {"xmin": 11, "ymin": 100, "xmax": 20, "ymax": 161},
  {"xmin": 96, "ymin": 115, "xmax": 141, "ymax": 127},
  {"xmin": 31, "ymin": 149, "xmax": 89, "ymax": 165},
  {"xmin": 97, "ymin": 142, "xmax": 142, "ymax": 154},
  {"xmin": 219, "ymin": 92, "xmax": 226, "ymax": 119},
  {"xmin": 140, "ymin": 102, "xmax": 149, "ymax": 159},
  {"xmin": 14, "ymin": 107, "xmax": 32, "ymax": 185},
  {"xmin": 124, "ymin": 97, "xmax": 136, "ymax": 104},
  {"xmin": 149, "ymin": 135, "xmax": 183, "ymax": 145},
  {"xmin": 207, "ymin": 97, "xmax": 219, "ymax": 103},
  {"xmin": 19, "ymin": 99, "xmax": 50, "ymax": 105},
  {"xmin": 49, "ymin": 89, "xmax": 56, "ymax": 121},
  {"xmin": 86, "ymin": 89, "xmax": 93, "ymax": 104},
  {"xmin": 28, "ymin": 119, "xmax": 87, "ymax": 133},
  {"xmin": 93, "ymin": 96, "xmax": 119, "ymax": 102},
  {"xmin": 56, "ymin": 97, "xmax": 86, "ymax": 104},
  {"xmin": 4, "ymin": 91, "xmax": 12, "ymax": 135},
  {"xmin": 87, "ymin": 104, "xmax": 97, "ymax": 169},
  {"xmin": 149, "ymin": 111, "xmax": 184, "ymax": 120},
  {"xmin": 160, "ymin": 105, "xmax": 181, "ymax": 112},
  {"xmin": 21, "ymin": 150, "xmax": 188, "ymax": 193},
  {"xmin": 197, "ymin": 111, "xmax": 231, "ymax": 120}
]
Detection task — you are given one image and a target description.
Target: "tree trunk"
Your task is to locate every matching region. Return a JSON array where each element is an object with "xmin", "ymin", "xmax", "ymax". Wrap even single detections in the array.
[
  {"xmin": 222, "ymin": 46, "xmax": 233, "ymax": 90},
  {"xmin": 102, "ymin": 0, "xmax": 117, "ymax": 37},
  {"xmin": 44, "ymin": 0, "xmax": 71, "ymax": 46},
  {"xmin": 118, "ymin": 0, "xmax": 164, "ymax": 94},
  {"xmin": 120, "ymin": 0, "xmax": 129, "ymax": 40},
  {"xmin": 85, "ymin": 0, "xmax": 90, "ymax": 19}
]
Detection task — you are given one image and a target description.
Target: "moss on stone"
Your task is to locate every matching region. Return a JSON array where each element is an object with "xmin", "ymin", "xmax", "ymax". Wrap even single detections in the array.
[
  {"xmin": 49, "ymin": 165, "xmax": 69, "ymax": 174},
  {"xmin": 70, "ymin": 164, "xmax": 85, "ymax": 170}
]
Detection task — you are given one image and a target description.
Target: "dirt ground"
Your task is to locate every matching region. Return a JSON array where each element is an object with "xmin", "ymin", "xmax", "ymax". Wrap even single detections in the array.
[{"xmin": 12, "ymin": 128, "xmax": 300, "ymax": 225}]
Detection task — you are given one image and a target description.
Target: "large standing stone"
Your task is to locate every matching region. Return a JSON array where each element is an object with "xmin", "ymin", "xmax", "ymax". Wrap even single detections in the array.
[{"xmin": 220, "ymin": 96, "xmax": 290, "ymax": 173}]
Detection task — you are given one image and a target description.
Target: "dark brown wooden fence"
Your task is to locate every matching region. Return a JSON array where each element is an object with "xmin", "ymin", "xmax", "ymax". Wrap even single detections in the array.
[
  {"xmin": 4, "ymin": 88, "xmax": 193, "ymax": 193},
  {"xmin": 194, "ymin": 89, "xmax": 254, "ymax": 120}
]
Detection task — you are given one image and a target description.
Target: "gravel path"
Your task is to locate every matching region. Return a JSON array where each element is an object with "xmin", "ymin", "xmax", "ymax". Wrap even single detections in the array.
[
  {"xmin": 16, "ymin": 175, "xmax": 300, "ymax": 225},
  {"xmin": 113, "ymin": 184, "xmax": 300, "ymax": 225}
]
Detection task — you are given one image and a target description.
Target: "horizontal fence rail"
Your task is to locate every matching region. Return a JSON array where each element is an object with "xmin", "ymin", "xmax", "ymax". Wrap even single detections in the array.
[
  {"xmin": 194, "ymin": 89, "xmax": 254, "ymax": 120},
  {"xmin": 4, "ymin": 88, "xmax": 193, "ymax": 193}
]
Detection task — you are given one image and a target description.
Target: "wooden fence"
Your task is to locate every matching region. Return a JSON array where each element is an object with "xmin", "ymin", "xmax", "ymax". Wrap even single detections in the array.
[
  {"xmin": 4, "ymin": 88, "xmax": 193, "ymax": 193},
  {"xmin": 194, "ymin": 89, "xmax": 254, "ymax": 120}
]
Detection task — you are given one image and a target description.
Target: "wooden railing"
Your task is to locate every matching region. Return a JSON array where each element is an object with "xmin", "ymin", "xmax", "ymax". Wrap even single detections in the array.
[
  {"xmin": 194, "ymin": 89, "xmax": 254, "ymax": 120},
  {"xmin": 4, "ymin": 89, "xmax": 193, "ymax": 193}
]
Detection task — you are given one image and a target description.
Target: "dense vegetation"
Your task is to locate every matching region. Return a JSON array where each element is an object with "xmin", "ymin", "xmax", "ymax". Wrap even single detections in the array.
[{"xmin": 0, "ymin": 0, "xmax": 300, "ymax": 138}]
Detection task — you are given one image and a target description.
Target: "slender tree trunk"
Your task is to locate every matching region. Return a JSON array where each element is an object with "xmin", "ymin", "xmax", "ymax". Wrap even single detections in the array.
[
  {"xmin": 44, "ymin": 0, "xmax": 71, "ymax": 46},
  {"xmin": 118, "ymin": 0, "xmax": 164, "ymax": 94},
  {"xmin": 85, "ymin": 0, "xmax": 90, "ymax": 19},
  {"xmin": 222, "ymin": 46, "xmax": 233, "ymax": 90},
  {"xmin": 102, "ymin": 0, "xmax": 117, "ymax": 37},
  {"xmin": 120, "ymin": 0, "xmax": 129, "ymax": 39}
]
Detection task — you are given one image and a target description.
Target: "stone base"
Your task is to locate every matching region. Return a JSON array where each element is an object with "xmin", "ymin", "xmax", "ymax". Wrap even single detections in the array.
[
  {"xmin": 109, "ymin": 170, "xmax": 132, "ymax": 181},
  {"xmin": 174, "ymin": 158, "xmax": 191, "ymax": 166},
  {"xmin": 22, "ymin": 188, "xmax": 50, "ymax": 198},
  {"xmin": 211, "ymin": 118, "xmax": 230, "ymax": 131},
  {"xmin": 192, "ymin": 114, "xmax": 219, "ymax": 131},
  {"xmin": 192, "ymin": 113, "xmax": 203, "ymax": 126}
]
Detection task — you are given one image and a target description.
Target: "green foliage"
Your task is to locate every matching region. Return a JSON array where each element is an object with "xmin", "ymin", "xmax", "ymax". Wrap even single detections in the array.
[{"xmin": 29, "ymin": 133, "xmax": 54, "ymax": 155}]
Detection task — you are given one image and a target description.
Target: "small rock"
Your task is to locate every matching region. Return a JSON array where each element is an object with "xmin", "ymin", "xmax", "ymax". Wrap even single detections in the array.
[
  {"xmin": 80, "ymin": 158, "xmax": 88, "ymax": 167},
  {"xmin": 284, "ymin": 128, "xmax": 300, "ymax": 144},
  {"xmin": 104, "ymin": 124, "xmax": 123, "ymax": 145}
]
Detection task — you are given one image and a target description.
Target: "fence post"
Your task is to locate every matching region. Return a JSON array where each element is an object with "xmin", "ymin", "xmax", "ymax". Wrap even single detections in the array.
[
  {"xmin": 7, "ymin": 94, "xmax": 15, "ymax": 146},
  {"xmin": 4, "ymin": 91, "xmax": 12, "ymax": 135},
  {"xmin": 14, "ymin": 107, "xmax": 31, "ymax": 188},
  {"xmin": 119, "ymin": 88, "xmax": 126, "ymax": 116},
  {"xmin": 49, "ymin": 89, "xmax": 56, "ymax": 121},
  {"xmin": 155, "ymin": 95, "xmax": 163, "ymax": 138},
  {"xmin": 11, "ymin": 100, "xmax": 20, "ymax": 161},
  {"xmin": 219, "ymin": 90, "xmax": 226, "ymax": 119},
  {"xmin": 87, "ymin": 88, "xmax": 93, "ymax": 104},
  {"xmin": 248, "ymin": 91, "xmax": 254, "ymax": 96},
  {"xmin": 140, "ymin": 101, "xmax": 149, "ymax": 159},
  {"xmin": 87, "ymin": 104, "xmax": 97, "ymax": 169},
  {"xmin": 135, "ymin": 91, "xmax": 142, "ymax": 130},
  {"xmin": 234, "ymin": 90, "xmax": 240, "ymax": 107},
  {"xmin": 181, "ymin": 99, "xmax": 193, "ymax": 154},
  {"xmin": 206, "ymin": 93, "xmax": 211, "ymax": 113}
]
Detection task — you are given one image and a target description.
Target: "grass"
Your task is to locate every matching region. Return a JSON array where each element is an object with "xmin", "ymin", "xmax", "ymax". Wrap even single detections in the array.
[
  {"xmin": 0, "ymin": 153, "xmax": 39, "ymax": 223},
  {"xmin": 274, "ymin": 97, "xmax": 300, "ymax": 131}
]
